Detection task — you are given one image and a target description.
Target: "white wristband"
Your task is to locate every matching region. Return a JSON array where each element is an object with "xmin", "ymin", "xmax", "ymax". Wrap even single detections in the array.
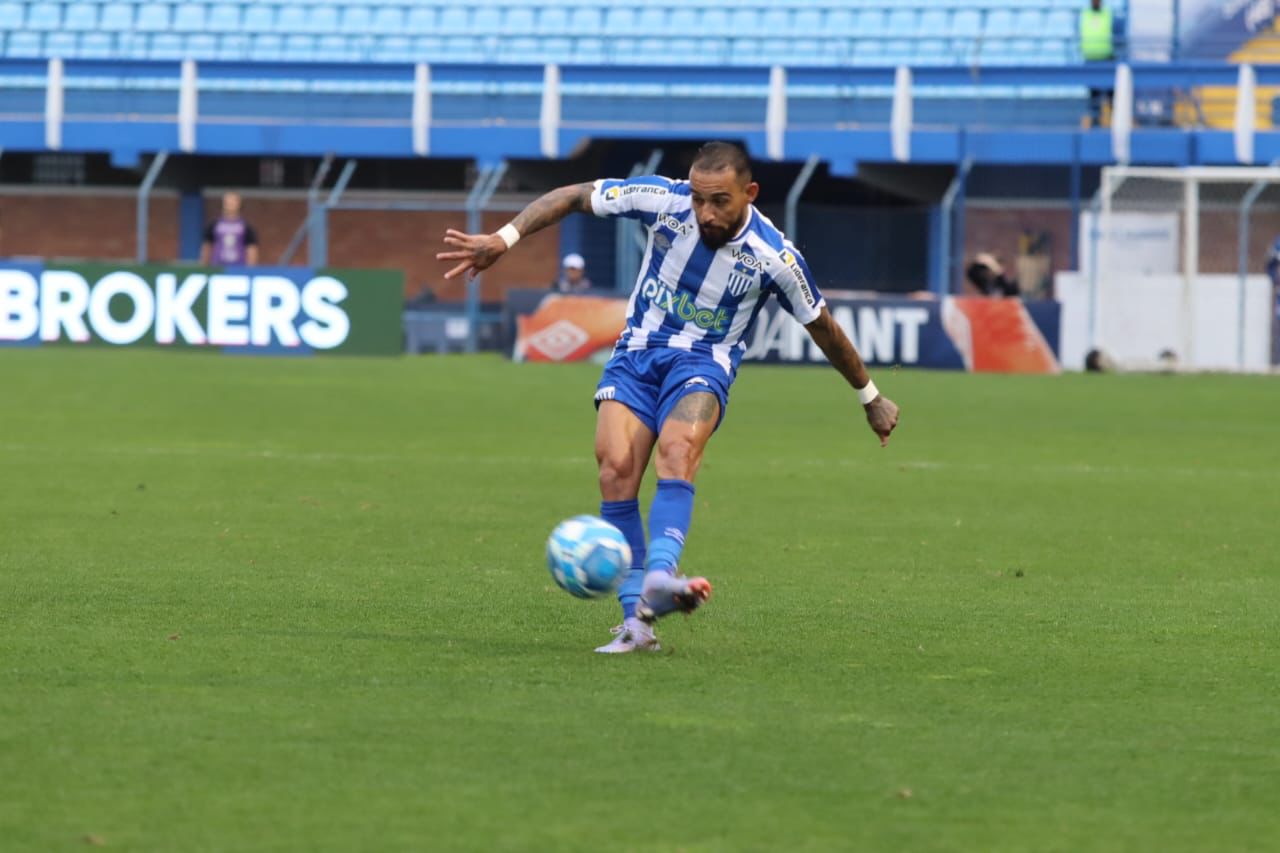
[
  {"xmin": 857, "ymin": 379, "xmax": 879, "ymax": 406},
  {"xmin": 497, "ymin": 223, "xmax": 521, "ymax": 250}
]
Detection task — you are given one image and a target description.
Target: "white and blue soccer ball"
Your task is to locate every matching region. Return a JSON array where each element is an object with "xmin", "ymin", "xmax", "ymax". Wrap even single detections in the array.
[{"xmin": 546, "ymin": 515, "xmax": 631, "ymax": 599}]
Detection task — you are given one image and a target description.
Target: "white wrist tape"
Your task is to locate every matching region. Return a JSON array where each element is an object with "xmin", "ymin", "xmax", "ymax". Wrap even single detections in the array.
[
  {"xmin": 496, "ymin": 223, "xmax": 521, "ymax": 249},
  {"xmin": 857, "ymin": 379, "xmax": 879, "ymax": 405}
]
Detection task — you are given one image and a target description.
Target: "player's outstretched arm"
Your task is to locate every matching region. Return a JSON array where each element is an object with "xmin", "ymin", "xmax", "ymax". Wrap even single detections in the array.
[
  {"xmin": 804, "ymin": 307, "xmax": 900, "ymax": 447},
  {"xmin": 436, "ymin": 181, "xmax": 596, "ymax": 280}
]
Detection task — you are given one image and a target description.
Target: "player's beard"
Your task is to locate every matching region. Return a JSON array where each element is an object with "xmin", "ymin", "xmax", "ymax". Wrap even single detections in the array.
[{"xmin": 698, "ymin": 211, "xmax": 747, "ymax": 250}]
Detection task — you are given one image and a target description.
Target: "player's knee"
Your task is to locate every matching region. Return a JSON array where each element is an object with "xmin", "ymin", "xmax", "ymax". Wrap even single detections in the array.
[{"xmin": 597, "ymin": 453, "xmax": 639, "ymax": 497}]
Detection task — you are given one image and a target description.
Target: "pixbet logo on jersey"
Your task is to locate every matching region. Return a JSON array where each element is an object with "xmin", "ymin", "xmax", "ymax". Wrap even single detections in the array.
[
  {"xmin": 0, "ymin": 268, "xmax": 350, "ymax": 348},
  {"xmin": 639, "ymin": 277, "xmax": 729, "ymax": 333}
]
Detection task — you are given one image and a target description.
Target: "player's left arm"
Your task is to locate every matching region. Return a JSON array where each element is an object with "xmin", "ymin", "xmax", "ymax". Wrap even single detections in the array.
[{"xmin": 805, "ymin": 307, "xmax": 900, "ymax": 447}]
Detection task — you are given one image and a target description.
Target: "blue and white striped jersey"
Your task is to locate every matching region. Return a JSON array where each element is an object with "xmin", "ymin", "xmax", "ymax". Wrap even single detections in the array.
[{"xmin": 590, "ymin": 175, "xmax": 825, "ymax": 376}]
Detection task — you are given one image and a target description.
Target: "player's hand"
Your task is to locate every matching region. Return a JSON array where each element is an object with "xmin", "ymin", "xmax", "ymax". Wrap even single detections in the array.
[
  {"xmin": 864, "ymin": 395, "xmax": 899, "ymax": 447},
  {"xmin": 436, "ymin": 229, "xmax": 508, "ymax": 280}
]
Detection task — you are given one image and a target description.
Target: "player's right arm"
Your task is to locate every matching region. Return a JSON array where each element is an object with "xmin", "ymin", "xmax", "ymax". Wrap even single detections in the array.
[
  {"xmin": 436, "ymin": 176, "xmax": 675, "ymax": 280},
  {"xmin": 436, "ymin": 182, "xmax": 595, "ymax": 280}
]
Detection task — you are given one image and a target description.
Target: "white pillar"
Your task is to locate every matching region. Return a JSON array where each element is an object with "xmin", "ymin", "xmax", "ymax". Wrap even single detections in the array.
[
  {"xmin": 766, "ymin": 65, "xmax": 786, "ymax": 161},
  {"xmin": 45, "ymin": 58, "xmax": 64, "ymax": 151},
  {"xmin": 540, "ymin": 63, "xmax": 561, "ymax": 159},
  {"xmin": 891, "ymin": 65, "xmax": 912, "ymax": 163},
  {"xmin": 412, "ymin": 63, "xmax": 431, "ymax": 157}
]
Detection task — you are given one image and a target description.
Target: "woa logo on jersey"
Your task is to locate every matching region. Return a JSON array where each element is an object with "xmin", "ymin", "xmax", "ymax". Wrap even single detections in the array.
[{"xmin": 639, "ymin": 277, "xmax": 729, "ymax": 333}]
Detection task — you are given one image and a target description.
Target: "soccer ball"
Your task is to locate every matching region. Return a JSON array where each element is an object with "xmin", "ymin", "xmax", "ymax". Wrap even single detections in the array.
[{"xmin": 546, "ymin": 515, "xmax": 632, "ymax": 599}]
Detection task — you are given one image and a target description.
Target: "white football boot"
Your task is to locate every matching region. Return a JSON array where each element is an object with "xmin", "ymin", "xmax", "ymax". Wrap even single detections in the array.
[
  {"xmin": 593, "ymin": 617, "xmax": 661, "ymax": 654},
  {"xmin": 636, "ymin": 572, "xmax": 713, "ymax": 624}
]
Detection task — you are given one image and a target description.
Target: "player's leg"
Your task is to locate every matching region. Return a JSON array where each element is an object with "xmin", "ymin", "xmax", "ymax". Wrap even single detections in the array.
[
  {"xmin": 594, "ymin": 399, "xmax": 656, "ymax": 624},
  {"xmin": 636, "ymin": 387, "xmax": 722, "ymax": 622}
]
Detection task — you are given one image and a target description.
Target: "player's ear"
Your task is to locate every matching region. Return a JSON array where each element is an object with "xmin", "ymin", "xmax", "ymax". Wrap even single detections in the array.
[{"xmin": 745, "ymin": 181, "xmax": 760, "ymax": 203}]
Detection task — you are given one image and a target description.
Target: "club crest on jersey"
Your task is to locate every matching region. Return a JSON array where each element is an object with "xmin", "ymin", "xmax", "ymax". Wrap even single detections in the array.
[{"xmin": 727, "ymin": 249, "xmax": 761, "ymax": 297}]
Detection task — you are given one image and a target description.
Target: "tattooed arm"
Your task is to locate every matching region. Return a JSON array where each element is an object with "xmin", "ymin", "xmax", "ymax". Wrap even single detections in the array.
[
  {"xmin": 805, "ymin": 306, "xmax": 900, "ymax": 447},
  {"xmin": 436, "ymin": 182, "xmax": 596, "ymax": 280}
]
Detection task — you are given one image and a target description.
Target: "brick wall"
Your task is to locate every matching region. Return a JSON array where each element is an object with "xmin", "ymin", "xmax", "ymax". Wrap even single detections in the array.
[{"xmin": 0, "ymin": 191, "xmax": 561, "ymax": 303}]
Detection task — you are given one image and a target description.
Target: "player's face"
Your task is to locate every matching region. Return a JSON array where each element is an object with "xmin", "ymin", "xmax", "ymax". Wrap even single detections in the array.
[{"xmin": 689, "ymin": 168, "xmax": 759, "ymax": 249}]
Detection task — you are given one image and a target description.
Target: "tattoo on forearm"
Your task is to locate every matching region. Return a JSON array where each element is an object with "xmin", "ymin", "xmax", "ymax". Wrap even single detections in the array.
[
  {"xmin": 811, "ymin": 315, "xmax": 869, "ymax": 390},
  {"xmin": 510, "ymin": 182, "xmax": 595, "ymax": 236},
  {"xmin": 669, "ymin": 392, "xmax": 720, "ymax": 424}
]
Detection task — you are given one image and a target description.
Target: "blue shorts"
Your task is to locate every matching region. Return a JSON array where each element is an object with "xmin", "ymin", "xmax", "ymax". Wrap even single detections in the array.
[{"xmin": 594, "ymin": 349, "xmax": 734, "ymax": 434}]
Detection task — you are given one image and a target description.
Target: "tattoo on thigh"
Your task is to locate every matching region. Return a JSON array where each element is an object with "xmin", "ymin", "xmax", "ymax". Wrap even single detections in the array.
[{"xmin": 670, "ymin": 392, "xmax": 719, "ymax": 424}]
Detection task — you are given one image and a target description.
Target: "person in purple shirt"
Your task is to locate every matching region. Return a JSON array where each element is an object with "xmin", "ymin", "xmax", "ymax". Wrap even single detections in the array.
[{"xmin": 200, "ymin": 192, "xmax": 259, "ymax": 267}]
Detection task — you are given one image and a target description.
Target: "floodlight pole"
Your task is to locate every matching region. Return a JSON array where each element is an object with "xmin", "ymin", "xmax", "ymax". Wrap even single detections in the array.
[
  {"xmin": 463, "ymin": 160, "xmax": 509, "ymax": 353},
  {"xmin": 936, "ymin": 156, "xmax": 972, "ymax": 295},
  {"xmin": 278, "ymin": 153, "xmax": 335, "ymax": 265},
  {"xmin": 1235, "ymin": 158, "xmax": 1279, "ymax": 371},
  {"xmin": 309, "ymin": 158, "xmax": 357, "ymax": 269},
  {"xmin": 785, "ymin": 154, "xmax": 821, "ymax": 246},
  {"xmin": 136, "ymin": 150, "xmax": 169, "ymax": 263}
]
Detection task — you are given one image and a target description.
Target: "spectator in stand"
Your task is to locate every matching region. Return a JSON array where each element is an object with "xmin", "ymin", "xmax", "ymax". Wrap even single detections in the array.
[
  {"xmin": 964, "ymin": 253, "xmax": 1020, "ymax": 298},
  {"xmin": 200, "ymin": 192, "xmax": 259, "ymax": 267},
  {"xmin": 553, "ymin": 252, "xmax": 593, "ymax": 293},
  {"xmin": 1080, "ymin": 0, "xmax": 1115, "ymax": 128}
]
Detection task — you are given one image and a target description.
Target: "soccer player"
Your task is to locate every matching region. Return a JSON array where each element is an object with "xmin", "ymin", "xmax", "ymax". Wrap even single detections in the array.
[{"xmin": 437, "ymin": 142, "xmax": 900, "ymax": 653}]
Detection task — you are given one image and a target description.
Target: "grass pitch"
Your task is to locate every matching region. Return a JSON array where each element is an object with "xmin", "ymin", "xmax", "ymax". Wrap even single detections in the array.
[{"xmin": 1, "ymin": 348, "xmax": 1278, "ymax": 852}]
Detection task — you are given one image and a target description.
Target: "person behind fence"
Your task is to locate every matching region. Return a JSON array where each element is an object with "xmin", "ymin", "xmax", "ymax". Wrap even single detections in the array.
[
  {"xmin": 200, "ymin": 191, "xmax": 260, "ymax": 267},
  {"xmin": 964, "ymin": 252, "xmax": 1020, "ymax": 298},
  {"xmin": 554, "ymin": 253, "xmax": 593, "ymax": 293},
  {"xmin": 1080, "ymin": 0, "xmax": 1115, "ymax": 128}
]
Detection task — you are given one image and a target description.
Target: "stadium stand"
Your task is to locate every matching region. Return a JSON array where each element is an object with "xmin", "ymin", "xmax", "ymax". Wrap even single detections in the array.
[{"xmin": 0, "ymin": 0, "xmax": 1124, "ymax": 66}]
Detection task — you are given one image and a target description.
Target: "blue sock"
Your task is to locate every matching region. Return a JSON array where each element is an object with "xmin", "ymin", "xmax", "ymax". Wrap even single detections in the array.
[
  {"xmin": 645, "ymin": 479, "xmax": 695, "ymax": 576},
  {"xmin": 600, "ymin": 498, "xmax": 646, "ymax": 621}
]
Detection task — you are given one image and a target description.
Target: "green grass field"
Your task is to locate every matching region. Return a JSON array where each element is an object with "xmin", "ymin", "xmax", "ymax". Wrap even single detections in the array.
[{"xmin": 2, "ymin": 348, "xmax": 1278, "ymax": 852}]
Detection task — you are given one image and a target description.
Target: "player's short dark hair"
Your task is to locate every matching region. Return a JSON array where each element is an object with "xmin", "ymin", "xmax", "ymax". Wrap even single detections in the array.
[{"xmin": 690, "ymin": 141, "xmax": 752, "ymax": 184}]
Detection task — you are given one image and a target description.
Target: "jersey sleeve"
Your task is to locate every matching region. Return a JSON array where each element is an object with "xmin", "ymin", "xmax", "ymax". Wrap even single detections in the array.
[
  {"xmin": 589, "ymin": 176, "xmax": 677, "ymax": 226},
  {"xmin": 768, "ymin": 243, "xmax": 825, "ymax": 325}
]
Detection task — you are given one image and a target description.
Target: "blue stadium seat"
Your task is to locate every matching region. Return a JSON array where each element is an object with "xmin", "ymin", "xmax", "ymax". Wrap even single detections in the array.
[
  {"xmin": 0, "ymin": 2, "xmax": 21, "ymax": 32},
  {"xmin": 668, "ymin": 7, "xmax": 698, "ymax": 33},
  {"xmin": 442, "ymin": 36, "xmax": 486, "ymax": 62},
  {"xmin": 186, "ymin": 33, "xmax": 219, "ymax": 60},
  {"xmin": 793, "ymin": 8, "xmax": 822, "ymax": 34},
  {"xmin": 7, "ymin": 30, "xmax": 40, "ymax": 58},
  {"xmin": 283, "ymin": 35, "xmax": 316, "ymax": 61},
  {"xmin": 826, "ymin": 9, "xmax": 855, "ymax": 35},
  {"xmin": 604, "ymin": 7, "xmax": 635, "ymax": 34},
  {"xmin": 701, "ymin": 8, "xmax": 730, "ymax": 32},
  {"xmin": 504, "ymin": 7, "xmax": 535, "ymax": 34},
  {"xmin": 317, "ymin": 35, "xmax": 359, "ymax": 62},
  {"xmin": 1015, "ymin": 9, "xmax": 1045, "ymax": 34},
  {"xmin": 207, "ymin": 4, "xmax": 240, "ymax": 33},
  {"xmin": 404, "ymin": 7, "xmax": 435, "ymax": 35},
  {"xmin": 64, "ymin": 2, "xmax": 98, "ymax": 31},
  {"xmin": 537, "ymin": 8, "xmax": 569, "ymax": 35},
  {"xmin": 98, "ymin": 2, "xmax": 132, "ymax": 32},
  {"xmin": 149, "ymin": 32, "xmax": 184, "ymax": 60},
  {"xmin": 26, "ymin": 2, "xmax": 62, "ymax": 31},
  {"xmin": 951, "ymin": 9, "xmax": 981, "ymax": 39},
  {"xmin": 251, "ymin": 34, "xmax": 284, "ymax": 62},
  {"xmin": 856, "ymin": 9, "xmax": 887, "ymax": 37},
  {"xmin": 135, "ymin": 2, "xmax": 170, "ymax": 32},
  {"xmin": 635, "ymin": 7, "xmax": 665, "ymax": 33},
  {"xmin": 375, "ymin": 35, "xmax": 414, "ymax": 63},
  {"xmin": 341, "ymin": 6, "xmax": 372, "ymax": 33},
  {"xmin": 276, "ymin": 6, "xmax": 307, "ymax": 33},
  {"xmin": 218, "ymin": 33, "xmax": 249, "ymax": 60},
  {"xmin": 117, "ymin": 32, "xmax": 149, "ymax": 59},
  {"xmin": 886, "ymin": 8, "xmax": 918, "ymax": 36},
  {"xmin": 45, "ymin": 31, "xmax": 76, "ymax": 58},
  {"xmin": 569, "ymin": 7, "xmax": 602, "ymax": 36},
  {"xmin": 242, "ymin": 4, "xmax": 274, "ymax": 33},
  {"xmin": 438, "ymin": 8, "xmax": 470, "ymax": 35},
  {"xmin": 758, "ymin": 9, "xmax": 788, "ymax": 36},
  {"xmin": 919, "ymin": 9, "xmax": 948, "ymax": 37},
  {"xmin": 573, "ymin": 37, "xmax": 606, "ymax": 64},
  {"xmin": 985, "ymin": 9, "xmax": 1015, "ymax": 37},
  {"xmin": 172, "ymin": 3, "xmax": 206, "ymax": 33},
  {"xmin": 1044, "ymin": 10, "xmax": 1073, "ymax": 37},
  {"xmin": 307, "ymin": 6, "xmax": 339, "ymax": 34},
  {"xmin": 473, "ymin": 7, "xmax": 502, "ymax": 33},
  {"xmin": 370, "ymin": 6, "xmax": 404, "ymax": 34},
  {"xmin": 79, "ymin": 32, "xmax": 114, "ymax": 59}
]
